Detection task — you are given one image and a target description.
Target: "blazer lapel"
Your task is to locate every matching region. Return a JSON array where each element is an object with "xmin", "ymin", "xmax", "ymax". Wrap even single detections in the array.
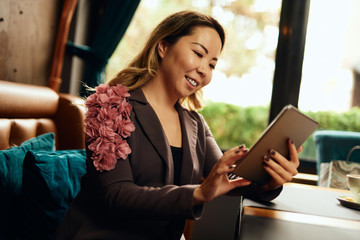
[
  {"xmin": 129, "ymin": 89, "xmax": 173, "ymax": 184},
  {"xmin": 176, "ymin": 104, "xmax": 199, "ymax": 185}
]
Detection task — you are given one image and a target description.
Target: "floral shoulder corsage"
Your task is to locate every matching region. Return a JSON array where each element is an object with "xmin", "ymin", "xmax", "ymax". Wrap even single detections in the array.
[{"xmin": 84, "ymin": 83, "xmax": 135, "ymax": 172}]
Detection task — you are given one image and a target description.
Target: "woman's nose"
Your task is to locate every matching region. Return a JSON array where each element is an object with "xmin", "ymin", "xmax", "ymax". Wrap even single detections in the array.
[{"xmin": 197, "ymin": 62, "xmax": 208, "ymax": 77}]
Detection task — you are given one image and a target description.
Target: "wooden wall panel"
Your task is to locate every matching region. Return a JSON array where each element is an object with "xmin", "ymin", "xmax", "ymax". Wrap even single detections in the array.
[{"xmin": 0, "ymin": 0, "xmax": 61, "ymax": 86}]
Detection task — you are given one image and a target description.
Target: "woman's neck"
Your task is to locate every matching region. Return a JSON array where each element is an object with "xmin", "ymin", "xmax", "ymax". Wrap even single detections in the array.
[{"xmin": 141, "ymin": 78, "xmax": 178, "ymax": 110}]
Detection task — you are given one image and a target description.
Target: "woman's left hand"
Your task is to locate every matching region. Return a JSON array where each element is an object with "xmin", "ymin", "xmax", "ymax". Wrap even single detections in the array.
[{"xmin": 261, "ymin": 139, "xmax": 303, "ymax": 191}]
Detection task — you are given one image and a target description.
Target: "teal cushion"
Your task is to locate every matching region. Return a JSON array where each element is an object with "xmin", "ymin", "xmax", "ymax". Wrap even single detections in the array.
[
  {"xmin": 314, "ymin": 130, "xmax": 360, "ymax": 175},
  {"xmin": 19, "ymin": 149, "xmax": 86, "ymax": 240},
  {"xmin": 0, "ymin": 133, "xmax": 55, "ymax": 238},
  {"xmin": 0, "ymin": 133, "xmax": 55, "ymax": 196}
]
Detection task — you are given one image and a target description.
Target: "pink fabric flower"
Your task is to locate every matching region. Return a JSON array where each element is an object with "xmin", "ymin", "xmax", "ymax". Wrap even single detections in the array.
[{"xmin": 84, "ymin": 83, "xmax": 135, "ymax": 172}]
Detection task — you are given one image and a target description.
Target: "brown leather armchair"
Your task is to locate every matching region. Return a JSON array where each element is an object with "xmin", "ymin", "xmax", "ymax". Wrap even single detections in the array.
[
  {"xmin": 0, "ymin": 80, "xmax": 86, "ymax": 239},
  {"xmin": 0, "ymin": 80, "xmax": 85, "ymax": 150}
]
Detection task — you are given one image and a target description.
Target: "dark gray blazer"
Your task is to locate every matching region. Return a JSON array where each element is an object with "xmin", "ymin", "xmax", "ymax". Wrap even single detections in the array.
[{"xmin": 55, "ymin": 88, "xmax": 281, "ymax": 240}]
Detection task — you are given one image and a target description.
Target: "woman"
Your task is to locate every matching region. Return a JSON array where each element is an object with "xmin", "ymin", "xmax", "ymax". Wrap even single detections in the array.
[{"xmin": 56, "ymin": 11, "xmax": 300, "ymax": 240}]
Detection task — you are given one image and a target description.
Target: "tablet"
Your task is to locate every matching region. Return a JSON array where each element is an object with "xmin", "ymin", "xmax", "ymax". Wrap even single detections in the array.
[{"xmin": 232, "ymin": 105, "xmax": 318, "ymax": 185}]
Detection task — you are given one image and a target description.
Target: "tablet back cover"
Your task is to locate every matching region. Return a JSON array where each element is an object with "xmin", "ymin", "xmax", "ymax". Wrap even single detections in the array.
[{"xmin": 232, "ymin": 105, "xmax": 318, "ymax": 185}]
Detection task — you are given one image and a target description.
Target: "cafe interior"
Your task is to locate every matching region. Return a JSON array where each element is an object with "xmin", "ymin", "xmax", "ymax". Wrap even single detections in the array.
[{"xmin": 1, "ymin": 0, "xmax": 360, "ymax": 239}]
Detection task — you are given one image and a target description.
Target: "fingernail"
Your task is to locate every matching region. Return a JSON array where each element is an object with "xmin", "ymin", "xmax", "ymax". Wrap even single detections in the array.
[
  {"xmin": 235, "ymin": 150, "xmax": 240, "ymax": 154},
  {"xmin": 239, "ymin": 145, "xmax": 245, "ymax": 149},
  {"xmin": 244, "ymin": 148, "xmax": 249, "ymax": 153},
  {"xmin": 270, "ymin": 150, "xmax": 276, "ymax": 156},
  {"xmin": 290, "ymin": 139, "xmax": 294, "ymax": 144},
  {"xmin": 264, "ymin": 155, "xmax": 269, "ymax": 161},
  {"xmin": 263, "ymin": 162, "xmax": 268, "ymax": 167}
]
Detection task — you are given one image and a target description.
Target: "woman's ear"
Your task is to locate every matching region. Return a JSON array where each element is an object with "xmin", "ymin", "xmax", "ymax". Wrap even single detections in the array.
[{"xmin": 157, "ymin": 40, "xmax": 169, "ymax": 59}]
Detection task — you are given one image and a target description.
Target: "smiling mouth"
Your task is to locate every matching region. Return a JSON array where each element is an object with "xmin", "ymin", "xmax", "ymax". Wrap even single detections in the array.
[{"xmin": 186, "ymin": 76, "xmax": 198, "ymax": 87}]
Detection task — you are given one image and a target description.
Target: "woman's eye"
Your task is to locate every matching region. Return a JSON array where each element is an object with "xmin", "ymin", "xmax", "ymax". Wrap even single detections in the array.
[
  {"xmin": 209, "ymin": 64, "xmax": 215, "ymax": 70},
  {"xmin": 193, "ymin": 51, "xmax": 203, "ymax": 58}
]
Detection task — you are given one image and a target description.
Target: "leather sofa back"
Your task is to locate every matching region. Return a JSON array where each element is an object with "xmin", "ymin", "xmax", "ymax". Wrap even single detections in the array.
[{"xmin": 0, "ymin": 80, "xmax": 85, "ymax": 150}]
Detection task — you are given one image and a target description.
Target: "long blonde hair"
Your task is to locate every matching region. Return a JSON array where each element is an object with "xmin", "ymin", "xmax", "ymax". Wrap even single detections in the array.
[{"xmin": 108, "ymin": 11, "xmax": 225, "ymax": 110}]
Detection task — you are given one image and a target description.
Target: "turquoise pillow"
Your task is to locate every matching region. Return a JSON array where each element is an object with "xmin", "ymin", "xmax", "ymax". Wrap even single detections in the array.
[
  {"xmin": 0, "ymin": 133, "xmax": 55, "ymax": 238},
  {"xmin": 19, "ymin": 149, "xmax": 86, "ymax": 240},
  {"xmin": 0, "ymin": 132, "xmax": 55, "ymax": 196}
]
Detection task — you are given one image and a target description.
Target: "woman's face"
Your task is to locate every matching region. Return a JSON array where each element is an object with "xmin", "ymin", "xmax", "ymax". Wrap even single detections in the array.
[{"xmin": 157, "ymin": 26, "xmax": 222, "ymax": 100}]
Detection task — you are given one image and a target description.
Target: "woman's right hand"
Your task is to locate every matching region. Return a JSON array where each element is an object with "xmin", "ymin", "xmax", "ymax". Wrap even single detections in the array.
[{"xmin": 193, "ymin": 145, "xmax": 252, "ymax": 205}]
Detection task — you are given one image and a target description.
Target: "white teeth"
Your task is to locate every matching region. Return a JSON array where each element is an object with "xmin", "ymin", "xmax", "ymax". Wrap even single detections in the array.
[{"xmin": 186, "ymin": 77, "xmax": 198, "ymax": 87}]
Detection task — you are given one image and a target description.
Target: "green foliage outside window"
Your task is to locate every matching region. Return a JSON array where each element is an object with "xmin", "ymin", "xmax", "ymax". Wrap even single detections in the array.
[
  {"xmin": 199, "ymin": 102, "xmax": 268, "ymax": 149},
  {"xmin": 199, "ymin": 102, "xmax": 360, "ymax": 159}
]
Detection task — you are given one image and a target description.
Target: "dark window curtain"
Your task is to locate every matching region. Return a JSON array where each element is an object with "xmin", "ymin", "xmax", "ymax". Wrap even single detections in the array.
[{"xmin": 67, "ymin": 0, "xmax": 140, "ymax": 96}]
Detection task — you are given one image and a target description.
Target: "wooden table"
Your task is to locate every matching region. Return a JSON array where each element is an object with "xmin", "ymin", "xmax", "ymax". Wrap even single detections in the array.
[{"xmin": 239, "ymin": 183, "xmax": 360, "ymax": 240}]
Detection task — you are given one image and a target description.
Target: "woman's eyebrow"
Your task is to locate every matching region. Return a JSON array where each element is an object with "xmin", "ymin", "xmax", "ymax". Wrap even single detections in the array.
[
  {"xmin": 191, "ymin": 42, "xmax": 208, "ymax": 54},
  {"xmin": 191, "ymin": 42, "xmax": 218, "ymax": 61}
]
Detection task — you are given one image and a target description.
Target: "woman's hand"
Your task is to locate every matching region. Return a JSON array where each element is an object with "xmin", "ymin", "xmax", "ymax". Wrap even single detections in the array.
[
  {"xmin": 261, "ymin": 139, "xmax": 303, "ymax": 191},
  {"xmin": 193, "ymin": 145, "xmax": 252, "ymax": 205}
]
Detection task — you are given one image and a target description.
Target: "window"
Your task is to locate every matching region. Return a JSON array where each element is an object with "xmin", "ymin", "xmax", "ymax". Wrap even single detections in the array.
[
  {"xmin": 298, "ymin": 0, "xmax": 360, "ymax": 161},
  {"xmin": 299, "ymin": 0, "xmax": 360, "ymax": 112}
]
